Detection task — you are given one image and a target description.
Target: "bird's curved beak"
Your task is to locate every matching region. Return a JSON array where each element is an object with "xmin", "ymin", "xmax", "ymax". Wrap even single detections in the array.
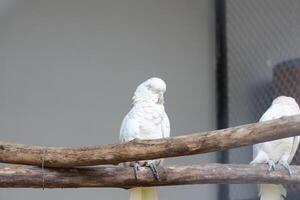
[{"xmin": 158, "ymin": 92, "xmax": 164, "ymax": 104}]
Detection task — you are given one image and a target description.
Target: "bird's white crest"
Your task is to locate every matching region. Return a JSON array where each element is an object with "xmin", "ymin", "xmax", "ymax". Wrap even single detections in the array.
[
  {"xmin": 272, "ymin": 96, "xmax": 299, "ymax": 108},
  {"xmin": 132, "ymin": 77, "xmax": 166, "ymax": 105}
]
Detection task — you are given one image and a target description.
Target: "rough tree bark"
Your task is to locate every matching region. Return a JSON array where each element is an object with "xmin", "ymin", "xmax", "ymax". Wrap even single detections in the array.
[
  {"xmin": 0, "ymin": 115, "xmax": 300, "ymax": 167},
  {"xmin": 0, "ymin": 164, "xmax": 299, "ymax": 188}
]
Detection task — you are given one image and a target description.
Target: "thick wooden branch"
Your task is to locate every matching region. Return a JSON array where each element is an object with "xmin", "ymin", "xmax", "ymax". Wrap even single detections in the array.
[
  {"xmin": 0, "ymin": 164, "xmax": 299, "ymax": 188},
  {"xmin": 1, "ymin": 115, "xmax": 300, "ymax": 167}
]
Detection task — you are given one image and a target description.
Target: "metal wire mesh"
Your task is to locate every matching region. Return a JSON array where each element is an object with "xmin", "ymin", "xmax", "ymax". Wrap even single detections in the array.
[{"xmin": 226, "ymin": 0, "xmax": 300, "ymax": 199}]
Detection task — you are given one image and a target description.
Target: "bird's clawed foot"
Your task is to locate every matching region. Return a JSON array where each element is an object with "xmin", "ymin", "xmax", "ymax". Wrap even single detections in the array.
[
  {"xmin": 146, "ymin": 160, "xmax": 160, "ymax": 180},
  {"xmin": 279, "ymin": 160, "xmax": 292, "ymax": 176},
  {"xmin": 130, "ymin": 162, "xmax": 141, "ymax": 180},
  {"xmin": 266, "ymin": 159, "xmax": 276, "ymax": 172}
]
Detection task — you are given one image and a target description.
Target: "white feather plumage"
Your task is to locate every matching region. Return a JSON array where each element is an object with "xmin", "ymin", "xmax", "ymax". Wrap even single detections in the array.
[
  {"xmin": 251, "ymin": 96, "xmax": 300, "ymax": 200},
  {"xmin": 119, "ymin": 77, "xmax": 170, "ymax": 200}
]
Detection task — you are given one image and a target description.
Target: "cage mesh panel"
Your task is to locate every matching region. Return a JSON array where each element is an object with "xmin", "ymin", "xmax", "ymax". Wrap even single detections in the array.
[
  {"xmin": 273, "ymin": 59, "xmax": 300, "ymax": 194},
  {"xmin": 227, "ymin": 0, "xmax": 300, "ymax": 198}
]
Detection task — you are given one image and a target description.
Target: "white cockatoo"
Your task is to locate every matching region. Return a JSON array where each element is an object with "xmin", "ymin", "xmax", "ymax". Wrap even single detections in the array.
[
  {"xmin": 119, "ymin": 77, "xmax": 170, "ymax": 200},
  {"xmin": 251, "ymin": 96, "xmax": 300, "ymax": 200}
]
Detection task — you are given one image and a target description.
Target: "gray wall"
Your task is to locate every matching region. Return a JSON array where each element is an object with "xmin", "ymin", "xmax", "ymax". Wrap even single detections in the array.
[
  {"xmin": 0, "ymin": 0, "xmax": 217, "ymax": 199},
  {"xmin": 227, "ymin": 0, "xmax": 300, "ymax": 199}
]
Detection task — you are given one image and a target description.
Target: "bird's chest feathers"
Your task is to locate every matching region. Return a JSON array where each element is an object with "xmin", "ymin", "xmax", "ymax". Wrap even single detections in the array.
[
  {"xmin": 131, "ymin": 103, "xmax": 165, "ymax": 139},
  {"xmin": 264, "ymin": 137, "xmax": 294, "ymax": 161}
]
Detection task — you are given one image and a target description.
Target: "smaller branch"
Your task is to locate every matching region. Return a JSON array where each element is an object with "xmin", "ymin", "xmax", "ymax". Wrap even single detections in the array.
[{"xmin": 0, "ymin": 164, "xmax": 299, "ymax": 188}]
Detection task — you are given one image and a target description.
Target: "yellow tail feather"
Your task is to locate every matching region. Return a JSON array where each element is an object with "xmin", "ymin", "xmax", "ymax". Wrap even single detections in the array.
[
  {"xmin": 129, "ymin": 187, "xmax": 158, "ymax": 200},
  {"xmin": 259, "ymin": 184, "xmax": 286, "ymax": 200}
]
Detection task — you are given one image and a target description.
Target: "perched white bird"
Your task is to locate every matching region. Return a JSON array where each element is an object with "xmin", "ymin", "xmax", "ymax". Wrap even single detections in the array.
[
  {"xmin": 119, "ymin": 77, "xmax": 170, "ymax": 200},
  {"xmin": 251, "ymin": 96, "xmax": 300, "ymax": 200}
]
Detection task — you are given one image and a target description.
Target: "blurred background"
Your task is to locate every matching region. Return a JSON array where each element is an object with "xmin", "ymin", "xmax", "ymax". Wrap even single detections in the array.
[
  {"xmin": 0, "ymin": 0, "xmax": 217, "ymax": 199},
  {"xmin": 0, "ymin": 0, "xmax": 300, "ymax": 200}
]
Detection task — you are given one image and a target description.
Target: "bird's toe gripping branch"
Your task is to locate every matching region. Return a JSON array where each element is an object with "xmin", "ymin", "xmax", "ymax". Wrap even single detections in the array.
[
  {"xmin": 266, "ymin": 159, "xmax": 276, "ymax": 172},
  {"xmin": 146, "ymin": 160, "xmax": 160, "ymax": 180},
  {"xmin": 279, "ymin": 160, "xmax": 292, "ymax": 176},
  {"xmin": 130, "ymin": 162, "xmax": 141, "ymax": 180}
]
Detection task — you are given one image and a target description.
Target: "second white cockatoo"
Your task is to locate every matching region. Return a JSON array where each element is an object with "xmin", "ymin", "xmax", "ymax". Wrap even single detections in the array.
[
  {"xmin": 251, "ymin": 96, "xmax": 300, "ymax": 200},
  {"xmin": 119, "ymin": 77, "xmax": 170, "ymax": 200}
]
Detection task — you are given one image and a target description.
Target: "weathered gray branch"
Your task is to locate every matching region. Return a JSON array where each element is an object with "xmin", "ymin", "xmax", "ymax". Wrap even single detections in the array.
[
  {"xmin": 0, "ymin": 164, "xmax": 299, "ymax": 188},
  {"xmin": 1, "ymin": 115, "xmax": 300, "ymax": 167}
]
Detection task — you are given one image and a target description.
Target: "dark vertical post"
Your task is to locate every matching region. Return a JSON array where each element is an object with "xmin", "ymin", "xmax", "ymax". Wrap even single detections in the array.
[{"xmin": 215, "ymin": 0, "xmax": 229, "ymax": 200}]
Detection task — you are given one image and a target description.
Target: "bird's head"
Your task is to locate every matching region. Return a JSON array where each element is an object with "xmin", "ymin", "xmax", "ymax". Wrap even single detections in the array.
[
  {"xmin": 132, "ymin": 77, "xmax": 166, "ymax": 105},
  {"xmin": 272, "ymin": 96, "xmax": 299, "ymax": 109}
]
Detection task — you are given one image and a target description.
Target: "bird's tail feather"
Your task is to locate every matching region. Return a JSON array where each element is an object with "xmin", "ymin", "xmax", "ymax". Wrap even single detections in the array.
[
  {"xmin": 259, "ymin": 184, "xmax": 286, "ymax": 200},
  {"xmin": 129, "ymin": 187, "xmax": 158, "ymax": 200}
]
